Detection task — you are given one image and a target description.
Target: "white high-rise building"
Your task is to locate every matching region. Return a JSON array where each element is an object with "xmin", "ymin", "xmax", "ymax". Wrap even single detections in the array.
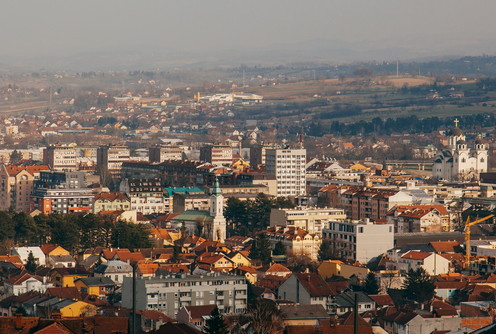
[
  {"xmin": 265, "ymin": 148, "xmax": 306, "ymax": 197},
  {"xmin": 432, "ymin": 120, "xmax": 488, "ymax": 181}
]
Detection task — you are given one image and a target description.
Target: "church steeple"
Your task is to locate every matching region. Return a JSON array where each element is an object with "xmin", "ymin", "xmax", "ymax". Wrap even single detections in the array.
[
  {"xmin": 210, "ymin": 176, "xmax": 226, "ymax": 242},
  {"xmin": 212, "ymin": 176, "xmax": 222, "ymax": 196}
]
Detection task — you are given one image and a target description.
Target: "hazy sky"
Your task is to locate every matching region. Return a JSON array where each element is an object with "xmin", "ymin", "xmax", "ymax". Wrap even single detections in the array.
[{"xmin": 2, "ymin": 0, "xmax": 496, "ymax": 68}]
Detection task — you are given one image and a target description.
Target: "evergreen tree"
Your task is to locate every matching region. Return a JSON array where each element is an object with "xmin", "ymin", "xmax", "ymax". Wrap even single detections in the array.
[
  {"xmin": 272, "ymin": 241, "xmax": 286, "ymax": 256},
  {"xmin": 9, "ymin": 150, "xmax": 23, "ymax": 164},
  {"xmin": 250, "ymin": 234, "xmax": 272, "ymax": 265},
  {"xmin": 363, "ymin": 272, "xmax": 380, "ymax": 295},
  {"xmin": 402, "ymin": 267, "xmax": 435, "ymax": 303},
  {"xmin": 203, "ymin": 307, "xmax": 228, "ymax": 334},
  {"xmin": 0, "ymin": 211, "xmax": 15, "ymax": 242},
  {"xmin": 318, "ymin": 239, "xmax": 335, "ymax": 262},
  {"xmin": 25, "ymin": 251, "xmax": 38, "ymax": 273}
]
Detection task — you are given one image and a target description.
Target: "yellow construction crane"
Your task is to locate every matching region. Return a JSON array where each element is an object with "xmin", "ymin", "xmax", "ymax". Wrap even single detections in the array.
[{"xmin": 464, "ymin": 214, "xmax": 495, "ymax": 269}]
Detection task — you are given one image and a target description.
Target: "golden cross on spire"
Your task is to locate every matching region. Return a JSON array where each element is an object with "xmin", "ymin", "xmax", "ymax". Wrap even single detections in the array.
[{"xmin": 454, "ymin": 118, "xmax": 459, "ymax": 127}]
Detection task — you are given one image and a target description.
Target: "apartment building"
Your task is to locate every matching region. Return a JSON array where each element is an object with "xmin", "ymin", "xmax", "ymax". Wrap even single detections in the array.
[
  {"xmin": 31, "ymin": 171, "xmax": 93, "ymax": 214},
  {"xmin": 149, "ymin": 145, "xmax": 184, "ymax": 162},
  {"xmin": 121, "ymin": 273, "xmax": 247, "ymax": 318},
  {"xmin": 200, "ymin": 144, "xmax": 233, "ymax": 166},
  {"xmin": 0, "ymin": 165, "xmax": 50, "ymax": 212},
  {"xmin": 323, "ymin": 219, "xmax": 394, "ymax": 264},
  {"xmin": 96, "ymin": 145, "xmax": 131, "ymax": 180},
  {"xmin": 250, "ymin": 143, "xmax": 280, "ymax": 166},
  {"xmin": 270, "ymin": 207, "xmax": 346, "ymax": 236},
  {"xmin": 262, "ymin": 225, "xmax": 322, "ymax": 260},
  {"xmin": 340, "ymin": 187, "xmax": 413, "ymax": 221},
  {"xmin": 119, "ymin": 178, "xmax": 165, "ymax": 215},
  {"xmin": 93, "ymin": 192, "xmax": 131, "ymax": 214},
  {"xmin": 265, "ymin": 148, "xmax": 306, "ymax": 197},
  {"xmin": 43, "ymin": 145, "xmax": 78, "ymax": 171},
  {"xmin": 386, "ymin": 204, "xmax": 451, "ymax": 233}
]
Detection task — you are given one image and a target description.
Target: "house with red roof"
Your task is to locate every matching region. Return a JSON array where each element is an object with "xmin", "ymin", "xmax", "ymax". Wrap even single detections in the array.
[
  {"xmin": 93, "ymin": 192, "xmax": 130, "ymax": 214},
  {"xmin": 176, "ymin": 305, "xmax": 217, "ymax": 330},
  {"xmin": 386, "ymin": 204, "xmax": 451, "ymax": 233},
  {"xmin": 195, "ymin": 253, "xmax": 235, "ymax": 273},
  {"xmin": 278, "ymin": 273, "xmax": 334, "ymax": 311},
  {"xmin": 392, "ymin": 250, "xmax": 451, "ymax": 275},
  {"xmin": 4, "ymin": 272, "xmax": 53, "ymax": 295}
]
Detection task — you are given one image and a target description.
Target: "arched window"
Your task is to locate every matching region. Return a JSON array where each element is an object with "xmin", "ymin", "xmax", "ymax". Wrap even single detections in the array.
[
  {"xmin": 461, "ymin": 158, "xmax": 466, "ymax": 163},
  {"xmin": 481, "ymin": 158, "xmax": 485, "ymax": 163}
]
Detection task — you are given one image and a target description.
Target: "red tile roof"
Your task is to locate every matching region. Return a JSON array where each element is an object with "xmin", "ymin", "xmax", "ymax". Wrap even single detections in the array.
[
  {"xmin": 401, "ymin": 250, "xmax": 431, "ymax": 260},
  {"xmin": 94, "ymin": 192, "xmax": 129, "ymax": 201},
  {"xmin": 369, "ymin": 294, "xmax": 394, "ymax": 307},
  {"xmin": 185, "ymin": 305, "xmax": 217, "ymax": 319},
  {"xmin": 295, "ymin": 273, "xmax": 333, "ymax": 297}
]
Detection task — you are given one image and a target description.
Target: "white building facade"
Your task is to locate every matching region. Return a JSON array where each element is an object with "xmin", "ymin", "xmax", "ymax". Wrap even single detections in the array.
[
  {"xmin": 265, "ymin": 148, "xmax": 306, "ymax": 197},
  {"xmin": 323, "ymin": 220, "xmax": 394, "ymax": 264}
]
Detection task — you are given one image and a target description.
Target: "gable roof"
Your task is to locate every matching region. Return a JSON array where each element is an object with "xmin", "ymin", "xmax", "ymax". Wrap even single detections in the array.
[
  {"xmin": 400, "ymin": 250, "xmax": 432, "ymax": 260},
  {"xmin": 5, "ymin": 272, "xmax": 42, "ymax": 285},
  {"xmin": 76, "ymin": 277, "xmax": 115, "ymax": 287},
  {"xmin": 45, "ymin": 287, "xmax": 82, "ymax": 300},
  {"xmin": 294, "ymin": 273, "xmax": 333, "ymax": 297},
  {"xmin": 280, "ymin": 304, "xmax": 329, "ymax": 320},
  {"xmin": 184, "ymin": 305, "xmax": 217, "ymax": 319}
]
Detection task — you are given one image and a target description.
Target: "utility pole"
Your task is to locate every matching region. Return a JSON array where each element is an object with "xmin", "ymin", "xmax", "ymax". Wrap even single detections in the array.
[
  {"xmin": 396, "ymin": 60, "xmax": 399, "ymax": 77},
  {"xmin": 131, "ymin": 263, "xmax": 137, "ymax": 334},
  {"xmin": 354, "ymin": 293, "xmax": 358, "ymax": 334}
]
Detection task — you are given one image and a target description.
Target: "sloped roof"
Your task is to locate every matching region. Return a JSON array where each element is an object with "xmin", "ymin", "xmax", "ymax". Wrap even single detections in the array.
[
  {"xmin": 280, "ymin": 304, "xmax": 329, "ymax": 320},
  {"xmin": 429, "ymin": 241, "xmax": 461, "ymax": 253},
  {"xmin": 5, "ymin": 272, "xmax": 42, "ymax": 285},
  {"xmin": 185, "ymin": 305, "xmax": 217, "ymax": 319},
  {"xmin": 94, "ymin": 192, "xmax": 129, "ymax": 201},
  {"xmin": 400, "ymin": 250, "xmax": 431, "ymax": 260},
  {"xmin": 369, "ymin": 294, "xmax": 394, "ymax": 307},
  {"xmin": 45, "ymin": 287, "xmax": 82, "ymax": 300},
  {"xmin": 295, "ymin": 273, "xmax": 332, "ymax": 297},
  {"xmin": 76, "ymin": 277, "xmax": 115, "ymax": 287},
  {"xmin": 35, "ymin": 321, "xmax": 72, "ymax": 333}
]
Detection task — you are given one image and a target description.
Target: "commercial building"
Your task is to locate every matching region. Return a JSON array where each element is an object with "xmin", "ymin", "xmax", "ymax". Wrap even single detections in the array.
[
  {"xmin": 121, "ymin": 273, "xmax": 247, "ymax": 318},
  {"xmin": 323, "ymin": 219, "xmax": 394, "ymax": 264},
  {"xmin": 265, "ymin": 148, "xmax": 306, "ymax": 197}
]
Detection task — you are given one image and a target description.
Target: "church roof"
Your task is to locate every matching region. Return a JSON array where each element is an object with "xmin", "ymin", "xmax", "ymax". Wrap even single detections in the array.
[{"xmin": 171, "ymin": 210, "xmax": 213, "ymax": 222}]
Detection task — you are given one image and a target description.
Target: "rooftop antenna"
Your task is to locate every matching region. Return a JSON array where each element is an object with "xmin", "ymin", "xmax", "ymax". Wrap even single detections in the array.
[{"xmin": 299, "ymin": 126, "xmax": 304, "ymax": 149}]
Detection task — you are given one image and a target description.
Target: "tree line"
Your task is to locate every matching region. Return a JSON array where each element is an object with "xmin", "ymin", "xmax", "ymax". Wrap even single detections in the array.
[
  {"xmin": 224, "ymin": 193, "xmax": 295, "ymax": 236},
  {"xmin": 0, "ymin": 211, "xmax": 151, "ymax": 255},
  {"xmin": 308, "ymin": 113, "xmax": 496, "ymax": 137}
]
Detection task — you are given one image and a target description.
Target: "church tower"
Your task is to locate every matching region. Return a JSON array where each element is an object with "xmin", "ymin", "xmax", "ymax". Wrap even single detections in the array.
[{"xmin": 210, "ymin": 177, "xmax": 226, "ymax": 242}]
